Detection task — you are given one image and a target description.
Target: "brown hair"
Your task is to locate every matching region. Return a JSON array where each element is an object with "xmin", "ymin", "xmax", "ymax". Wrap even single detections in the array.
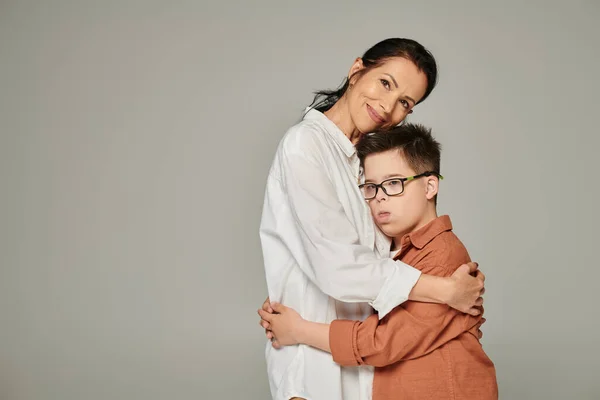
[
  {"xmin": 356, "ymin": 123, "xmax": 442, "ymax": 202},
  {"xmin": 356, "ymin": 123, "xmax": 441, "ymax": 173}
]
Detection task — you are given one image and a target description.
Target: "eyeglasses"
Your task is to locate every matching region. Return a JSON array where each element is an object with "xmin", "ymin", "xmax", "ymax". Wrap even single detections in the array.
[{"xmin": 358, "ymin": 171, "xmax": 444, "ymax": 200}]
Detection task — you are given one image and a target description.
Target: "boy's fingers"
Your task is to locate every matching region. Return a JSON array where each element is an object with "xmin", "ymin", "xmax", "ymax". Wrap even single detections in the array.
[
  {"xmin": 271, "ymin": 302, "xmax": 286, "ymax": 313},
  {"xmin": 258, "ymin": 309, "xmax": 274, "ymax": 322},
  {"xmin": 260, "ymin": 319, "xmax": 270, "ymax": 329},
  {"xmin": 262, "ymin": 296, "xmax": 273, "ymax": 313}
]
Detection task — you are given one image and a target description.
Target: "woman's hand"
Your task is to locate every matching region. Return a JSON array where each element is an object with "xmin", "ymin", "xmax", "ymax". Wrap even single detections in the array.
[
  {"xmin": 447, "ymin": 262, "xmax": 485, "ymax": 316},
  {"xmin": 258, "ymin": 302, "xmax": 305, "ymax": 349}
]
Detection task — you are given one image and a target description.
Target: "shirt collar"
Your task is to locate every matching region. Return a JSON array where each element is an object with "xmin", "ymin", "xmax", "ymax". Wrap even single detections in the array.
[
  {"xmin": 396, "ymin": 215, "xmax": 453, "ymax": 256},
  {"xmin": 303, "ymin": 108, "xmax": 356, "ymax": 158}
]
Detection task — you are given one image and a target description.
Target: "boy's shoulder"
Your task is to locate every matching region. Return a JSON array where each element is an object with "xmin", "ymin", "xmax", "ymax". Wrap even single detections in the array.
[
  {"xmin": 428, "ymin": 230, "xmax": 471, "ymax": 269},
  {"xmin": 400, "ymin": 216, "xmax": 471, "ymax": 275}
]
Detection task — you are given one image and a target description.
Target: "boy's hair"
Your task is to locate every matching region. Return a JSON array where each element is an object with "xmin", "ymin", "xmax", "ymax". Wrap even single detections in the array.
[
  {"xmin": 356, "ymin": 123, "xmax": 442, "ymax": 203},
  {"xmin": 356, "ymin": 123, "xmax": 441, "ymax": 174}
]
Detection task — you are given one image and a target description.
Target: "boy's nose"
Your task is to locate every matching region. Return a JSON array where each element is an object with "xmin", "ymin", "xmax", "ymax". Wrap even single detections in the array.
[{"xmin": 375, "ymin": 188, "xmax": 388, "ymax": 201}]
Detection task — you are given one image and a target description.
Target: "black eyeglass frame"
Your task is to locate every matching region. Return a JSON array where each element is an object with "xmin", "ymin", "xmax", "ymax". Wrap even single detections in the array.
[{"xmin": 358, "ymin": 171, "xmax": 444, "ymax": 200}]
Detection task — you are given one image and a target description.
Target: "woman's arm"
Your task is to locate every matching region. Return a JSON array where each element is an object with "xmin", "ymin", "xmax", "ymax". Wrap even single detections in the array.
[
  {"xmin": 409, "ymin": 266, "xmax": 485, "ymax": 313},
  {"xmin": 269, "ymin": 134, "xmax": 418, "ymax": 318}
]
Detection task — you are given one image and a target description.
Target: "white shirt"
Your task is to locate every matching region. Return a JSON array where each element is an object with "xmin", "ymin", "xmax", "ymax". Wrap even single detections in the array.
[{"xmin": 260, "ymin": 109, "xmax": 422, "ymax": 400}]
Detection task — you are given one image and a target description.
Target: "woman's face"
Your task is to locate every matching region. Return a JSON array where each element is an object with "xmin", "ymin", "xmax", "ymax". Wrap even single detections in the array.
[{"xmin": 345, "ymin": 57, "xmax": 428, "ymax": 134}]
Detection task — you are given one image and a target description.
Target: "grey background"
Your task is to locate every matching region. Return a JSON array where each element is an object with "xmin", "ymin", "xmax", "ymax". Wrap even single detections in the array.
[{"xmin": 1, "ymin": 1, "xmax": 599, "ymax": 399}]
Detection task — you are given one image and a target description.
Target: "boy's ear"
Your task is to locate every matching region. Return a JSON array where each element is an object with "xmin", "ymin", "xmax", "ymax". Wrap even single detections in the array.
[{"xmin": 425, "ymin": 176, "xmax": 439, "ymax": 200}]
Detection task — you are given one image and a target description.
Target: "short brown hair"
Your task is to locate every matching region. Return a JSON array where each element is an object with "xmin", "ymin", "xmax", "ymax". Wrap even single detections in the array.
[{"xmin": 356, "ymin": 123, "xmax": 441, "ymax": 174}]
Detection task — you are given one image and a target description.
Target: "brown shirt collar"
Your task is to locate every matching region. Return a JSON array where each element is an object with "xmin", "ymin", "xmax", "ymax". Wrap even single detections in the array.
[{"xmin": 396, "ymin": 215, "xmax": 453, "ymax": 258}]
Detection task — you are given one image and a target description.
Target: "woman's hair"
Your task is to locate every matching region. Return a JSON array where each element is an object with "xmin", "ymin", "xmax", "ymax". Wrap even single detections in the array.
[{"xmin": 309, "ymin": 38, "xmax": 438, "ymax": 113}]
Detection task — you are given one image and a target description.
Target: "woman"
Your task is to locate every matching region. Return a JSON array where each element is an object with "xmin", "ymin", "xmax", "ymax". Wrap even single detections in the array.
[{"xmin": 259, "ymin": 38, "xmax": 485, "ymax": 400}]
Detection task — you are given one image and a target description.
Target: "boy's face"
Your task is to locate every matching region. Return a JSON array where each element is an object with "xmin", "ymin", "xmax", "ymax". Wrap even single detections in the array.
[{"xmin": 363, "ymin": 149, "xmax": 439, "ymax": 238}]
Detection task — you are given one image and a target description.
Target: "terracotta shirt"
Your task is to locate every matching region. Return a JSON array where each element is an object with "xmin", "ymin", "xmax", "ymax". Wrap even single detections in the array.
[{"xmin": 329, "ymin": 215, "xmax": 498, "ymax": 399}]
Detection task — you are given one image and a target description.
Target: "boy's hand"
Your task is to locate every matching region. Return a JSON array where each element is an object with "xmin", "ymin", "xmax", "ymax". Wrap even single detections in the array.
[
  {"xmin": 261, "ymin": 296, "xmax": 273, "ymax": 314},
  {"xmin": 259, "ymin": 296, "xmax": 275, "ymax": 340},
  {"xmin": 257, "ymin": 302, "xmax": 304, "ymax": 349},
  {"xmin": 447, "ymin": 262, "xmax": 485, "ymax": 316}
]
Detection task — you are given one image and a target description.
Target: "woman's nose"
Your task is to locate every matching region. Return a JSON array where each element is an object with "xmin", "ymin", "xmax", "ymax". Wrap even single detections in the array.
[{"xmin": 379, "ymin": 94, "xmax": 395, "ymax": 114}]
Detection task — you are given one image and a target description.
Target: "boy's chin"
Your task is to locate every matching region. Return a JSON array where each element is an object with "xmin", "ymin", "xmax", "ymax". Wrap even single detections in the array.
[
  {"xmin": 379, "ymin": 225, "xmax": 403, "ymax": 238},
  {"xmin": 379, "ymin": 223, "xmax": 409, "ymax": 239}
]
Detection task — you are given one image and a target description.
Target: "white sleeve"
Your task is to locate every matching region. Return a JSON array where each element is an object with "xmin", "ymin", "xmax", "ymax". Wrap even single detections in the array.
[{"xmin": 278, "ymin": 135, "xmax": 421, "ymax": 318}]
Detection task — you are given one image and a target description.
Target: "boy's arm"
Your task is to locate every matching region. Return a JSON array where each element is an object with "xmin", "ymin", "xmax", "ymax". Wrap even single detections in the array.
[
  {"xmin": 328, "ymin": 293, "xmax": 483, "ymax": 368},
  {"xmin": 326, "ymin": 251, "xmax": 484, "ymax": 368},
  {"xmin": 258, "ymin": 267, "xmax": 484, "ymax": 366},
  {"xmin": 257, "ymin": 302, "xmax": 332, "ymax": 352},
  {"xmin": 297, "ymin": 321, "xmax": 331, "ymax": 353}
]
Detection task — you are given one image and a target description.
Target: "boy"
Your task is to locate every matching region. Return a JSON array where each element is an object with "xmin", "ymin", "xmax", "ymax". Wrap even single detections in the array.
[{"xmin": 259, "ymin": 124, "xmax": 498, "ymax": 399}]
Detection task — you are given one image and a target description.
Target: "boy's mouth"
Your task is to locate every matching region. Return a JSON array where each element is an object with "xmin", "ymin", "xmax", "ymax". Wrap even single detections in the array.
[{"xmin": 376, "ymin": 211, "xmax": 391, "ymax": 222}]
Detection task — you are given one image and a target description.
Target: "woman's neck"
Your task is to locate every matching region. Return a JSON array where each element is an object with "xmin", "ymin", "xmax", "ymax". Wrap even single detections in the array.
[{"xmin": 323, "ymin": 99, "xmax": 362, "ymax": 144}]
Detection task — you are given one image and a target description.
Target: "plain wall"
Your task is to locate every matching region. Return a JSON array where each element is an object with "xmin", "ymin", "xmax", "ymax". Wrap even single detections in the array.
[{"xmin": 1, "ymin": 0, "xmax": 599, "ymax": 399}]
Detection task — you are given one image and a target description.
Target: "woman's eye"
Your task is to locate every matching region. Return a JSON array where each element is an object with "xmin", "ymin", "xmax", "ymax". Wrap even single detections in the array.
[
  {"xmin": 388, "ymin": 180, "xmax": 402, "ymax": 186},
  {"xmin": 380, "ymin": 79, "xmax": 390, "ymax": 90},
  {"xmin": 399, "ymin": 99, "xmax": 409, "ymax": 109}
]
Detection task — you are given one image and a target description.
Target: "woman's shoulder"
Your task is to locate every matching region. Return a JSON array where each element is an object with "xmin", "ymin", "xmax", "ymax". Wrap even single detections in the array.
[{"xmin": 279, "ymin": 117, "xmax": 329, "ymax": 156}]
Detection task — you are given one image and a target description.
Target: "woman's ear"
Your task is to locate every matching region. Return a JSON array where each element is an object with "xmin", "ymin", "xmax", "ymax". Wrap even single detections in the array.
[
  {"xmin": 425, "ymin": 176, "xmax": 439, "ymax": 200},
  {"xmin": 348, "ymin": 57, "xmax": 364, "ymax": 84}
]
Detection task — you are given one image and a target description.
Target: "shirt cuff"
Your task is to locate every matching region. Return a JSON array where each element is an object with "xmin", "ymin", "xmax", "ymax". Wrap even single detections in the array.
[
  {"xmin": 370, "ymin": 260, "xmax": 422, "ymax": 319},
  {"xmin": 329, "ymin": 320, "xmax": 361, "ymax": 366}
]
